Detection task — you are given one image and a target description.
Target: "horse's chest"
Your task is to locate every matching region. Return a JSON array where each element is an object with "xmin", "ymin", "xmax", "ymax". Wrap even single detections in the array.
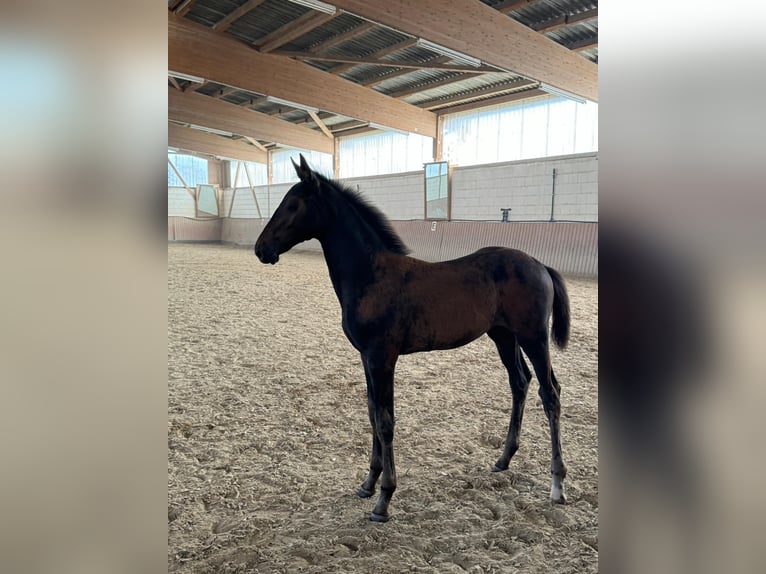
[{"xmin": 341, "ymin": 301, "xmax": 398, "ymax": 353}]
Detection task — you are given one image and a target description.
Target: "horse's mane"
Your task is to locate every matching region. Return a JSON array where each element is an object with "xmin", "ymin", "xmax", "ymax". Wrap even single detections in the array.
[{"xmin": 316, "ymin": 173, "xmax": 410, "ymax": 255}]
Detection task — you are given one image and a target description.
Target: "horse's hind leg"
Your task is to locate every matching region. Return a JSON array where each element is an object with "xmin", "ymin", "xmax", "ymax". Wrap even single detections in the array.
[
  {"xmin": 487, "ymin": 327, "xmax": 532, "ymax": 472},
  {"xmin": 358, "ymin": 359, "xmax": 382, "ymax": 498},
  {"xmin": 519, "ymin": 335, "xmax": 567, "ymax": 504}
]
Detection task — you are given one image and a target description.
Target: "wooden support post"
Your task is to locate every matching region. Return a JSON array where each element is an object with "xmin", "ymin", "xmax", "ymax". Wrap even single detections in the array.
[
  {"xmin": 333, "ymin": 137, "xmax": 340, "ymax": 179},
  {"xmin": 433, "ymin": 115, "xmax": 445, "ymax": 161}
]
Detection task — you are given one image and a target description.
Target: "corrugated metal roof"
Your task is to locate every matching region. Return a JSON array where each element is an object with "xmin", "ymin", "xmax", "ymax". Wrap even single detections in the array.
[
  {"xmin": 185, "ymin": 0, "xmax": 241, "ymax": 27},
  {"xmin": 326, "ymin": 27, "xmax": 411, "ymax": 58},
  {"xmin": 404, "ymin": 74, "xmax": 534, "ymax": 107},
  {"xmin": 226, "ymin": 0, "xmax": 309, "ymax": 45},
  {"xmin": 511, "ymin": 0, "xmax": 597, "ymax": 27},
  {"xmin": 280, "ymin": 12, "xmax": 364, "ymax": 51},
  {"xmin": 174, "ymin": 0, "xmax": 597, "ymax": 145},
  {"xmin": 374, "ymin": 70, "xmax": 466, "ymax": 95}
]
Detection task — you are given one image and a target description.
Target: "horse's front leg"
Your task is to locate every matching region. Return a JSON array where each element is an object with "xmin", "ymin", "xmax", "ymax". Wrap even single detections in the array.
[
  {"xmin": 358, "ymin": 358, "xmax": 382, "ymax": 498},
  {"xmin": 362, "ymin": 350, "xmax": 398, "ymax": 522}
]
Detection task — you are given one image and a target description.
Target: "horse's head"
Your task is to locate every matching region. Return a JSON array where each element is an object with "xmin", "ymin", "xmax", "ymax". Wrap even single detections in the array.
[{"xmin": 255, "ymin": 154, "xmax": 325, "ymax": 264}]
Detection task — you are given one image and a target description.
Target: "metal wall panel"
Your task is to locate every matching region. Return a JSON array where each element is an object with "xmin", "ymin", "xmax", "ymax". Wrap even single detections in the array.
[
  {"xmin": 171, "ymin": 217, "xmax": 597, "ymax": 277},
  {"xmin": 167, "ymin": 217, "xmax": 222, "ymax": 242}
]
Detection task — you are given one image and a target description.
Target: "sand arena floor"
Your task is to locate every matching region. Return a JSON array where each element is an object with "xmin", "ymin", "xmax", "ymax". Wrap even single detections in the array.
[{"xmin": 168, "ymin": 243, "xmax": 598, "ymax": 573}]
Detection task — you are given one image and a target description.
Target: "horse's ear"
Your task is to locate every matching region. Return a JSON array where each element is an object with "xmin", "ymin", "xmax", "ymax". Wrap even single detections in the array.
[{"xmin": 292, "ymin": 154, "xmax": 320, "ymax": 189}]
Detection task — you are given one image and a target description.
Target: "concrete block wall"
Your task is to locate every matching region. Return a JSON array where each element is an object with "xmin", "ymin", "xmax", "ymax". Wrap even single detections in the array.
[
  {"xmin": 168, "ymin": 187, "xmax": 195, "ymax": 217},
  {"xmin": 451, "ymin": 153, "xmax": 597, "ymax": 222},
  {"xmin": 344, "ymin": 171, "xmax": 424, "ymax": 220}
]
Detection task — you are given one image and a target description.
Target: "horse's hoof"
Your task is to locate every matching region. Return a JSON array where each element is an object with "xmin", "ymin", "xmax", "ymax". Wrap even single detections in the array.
[
  {"xmin": 550, "ymin": 493, "xmax": 567, "ymax": 504},
  {"xmin": 492, "ymin": 464, "xmax": 508, "ymax": 472},
  {"xmin": 357, "ymin": 487, "xmax": 374, "ymax": 498},
  {"xmin": 370, "ymin": 511, "xmax": 389, "ymax": 523}
]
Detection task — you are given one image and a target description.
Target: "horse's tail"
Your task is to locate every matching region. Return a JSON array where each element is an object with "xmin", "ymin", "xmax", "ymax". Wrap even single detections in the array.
[{"xmin": 546, "ymin": 266, "xmax": 570, "ymax": 349}]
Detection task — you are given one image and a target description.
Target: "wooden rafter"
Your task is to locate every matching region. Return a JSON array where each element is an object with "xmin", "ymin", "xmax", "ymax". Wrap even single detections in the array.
[
  {"xmin": 169, "ymin": 15, "xmax": 437, "ymax": 136},
  {"xmin": 169, "ymin": 88, "xmax": 335, "ymax": 153},
  {"xmin": 330, "ymin": 0, "xmax": 597, "ymax": 101},
  {"xmin": 213, "ymin": 0, "xmax": 268, "ymax": 32},
  {"xmin": 533, "ymin": 9, "xmax": 598, "ymax": 34},
  {"xmin": 308, "ymin": 111, "xmax": 334, "ymax": 139},
  {"xmin": 212, "ymin": 86, "xmax": 239, "ymax": 99},
  {"xmin": 418, "ymin": 80, "xmax": 538, "ymax": 110},
  {"xmin": 309, "ymin": 21, "xmax": 375, "ymax": 53},
  {"xmin": 243, "ymin": 136, "xmax": 268, "ymax": 152},
  {"xmin": 257, "ymin": 11, "xmax": 337, "ymax": 53},
  {"xmin": 183, "ymin": 81, "xmax": 205, "ymax": 93},
  {"xmin": 387, "ymin": 73, "xmax": 474, "ymax": 99},
  {"xmin": 239, "ymin": 95, "xmax": 268, "ymax": 108},
  {"xmin": 330, "ymin": 120, "xmax": 368, "ymax": 133},
  {"xmin": 494, "ymin": 0, "xmax": 544, "ymax": 14},
  {"xmin": 361, "ymin": 56, "xmax": 450, "ymax": 88},
  {"xmin": 173, "ymin": 0, "xmax": 197, "ymax": 17},
  {"xmin": 328, "ymin": 38, "xmax": 417, "ymax": 75},
  {"xmin": 276, "ymin": 51, "xmax": 499, "ymax": 73}
]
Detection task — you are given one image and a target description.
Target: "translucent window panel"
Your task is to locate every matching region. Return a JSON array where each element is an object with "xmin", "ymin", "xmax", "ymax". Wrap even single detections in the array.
[
  {"xmin": 168, "ymin": 153, "xmax": 207, "ymax": 186},
  {"xmin": 443, "ymin": 96, "xmax": 597, "ymax": 167},
  {"xmin": 574, "ymin": 100, "xmax": 599, "ymax": 153},
  {"xmin": 339, "ymin": 132, "xmax": 433, "ymax": 178},
  {"xmin": 520, "ymin": 100, "xmax": 548, "ymax": 160},
  {"xmin": 228, "ymin": 160, "xmax": 267, "ymax": 187},
  {"xmin": 546, "ymin": 98, "xmax": 577, "ymax": 157},
  {"xmin": 272, "ymin": 149, "xmax": 333, "ymax": 183}
]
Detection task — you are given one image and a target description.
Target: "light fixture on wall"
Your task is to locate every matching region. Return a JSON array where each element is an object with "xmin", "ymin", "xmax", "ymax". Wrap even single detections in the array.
[
  {"xmin": 368, "ymin": 122, "xmax": 409, "ymax": 136},
  {"xmin": 168, "ymin": 71, "xmax": 205, "ymax": 84},
  {"xmin": 539, "ymin": 83, "xmax": 587, "ymax": 104},
  {"xmin": 286, "ymin": 0, "xmax": 336, "ymax": 14},
  {"xmin": 266, "ymin": 95, "xmax": 320, "ymax": 113},
  {"xmin": 416, "ymin": 39, "xmax": 482, "ymax": 67}
]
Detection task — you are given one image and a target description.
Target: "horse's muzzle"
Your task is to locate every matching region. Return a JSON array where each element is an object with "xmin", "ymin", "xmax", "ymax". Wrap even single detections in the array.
[{"xmin": 255, "ymin": 244, "xmax": 279, "ymax": 265}]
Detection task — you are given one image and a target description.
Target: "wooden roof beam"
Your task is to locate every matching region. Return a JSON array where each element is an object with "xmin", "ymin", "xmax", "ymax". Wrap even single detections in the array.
[
  {"xmin": 169, "ymin": 15, "xmax": 437, "ymax": 136},
  {"xmin": 494, "ymin": 0, "xmax": 544, "ymax": 14},
  {"xmin": 308, "ymin": 111, "xmax": 334, "ymax": 139},
  {"xmin": 169, "ymin": 88, "xmax": 334, "ymax": 153},
  {"xmin": 533, "ymin": 9, "xmax": 598, "ymax": 34},
  {"xmin": 328, "ymin": 38, "xmax": 417, "ymax": 75},
  {"xmin": 213, "ymin": 0, "xmax": 268, "ymax": 32},
  {"xmin": 361, "ymin": 56, "xmax": 450, "ymax": 88},
  {"xmin": 169, "ymin": 123, "xmax": 267, "ymax": 163},
  {"xmin": 173, "ymin": 0, "xmax": 197, "ymax": 17},
  {"xmin": 276, "ymin": 51, "xmax": 500, "ymax": 73},
  {"xmin": 257, "ymin": 11, "xmax": 337, "ymax": 53},
  {"xmin": 243, "ymin": 136, "xmax": 268, "ymax": 152},
  {"xmin": 309, "ymin": 21, "xmax": 375, "ymax": 53},
  {"xmin": 330, "ymin": 0, "xmax": 597, "ymax": 102},
  {"xmin": 387, "ymin": 73, "xmax": 475, "ymax": 99},
  {"xmin": 212, "ymin": 86, "xmax": 239, "ymax": 99}
]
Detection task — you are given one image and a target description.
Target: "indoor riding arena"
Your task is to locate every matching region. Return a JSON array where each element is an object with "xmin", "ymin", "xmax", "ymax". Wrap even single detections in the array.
[{"xmin": 168, "ymin": 1, "xmax": 598, "ymax": 572}]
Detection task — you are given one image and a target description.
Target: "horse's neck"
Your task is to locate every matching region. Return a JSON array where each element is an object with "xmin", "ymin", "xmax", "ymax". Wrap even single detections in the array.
[{"xmin": 319, "ymin": 202, "xmax": 381, "ymax": 306}]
